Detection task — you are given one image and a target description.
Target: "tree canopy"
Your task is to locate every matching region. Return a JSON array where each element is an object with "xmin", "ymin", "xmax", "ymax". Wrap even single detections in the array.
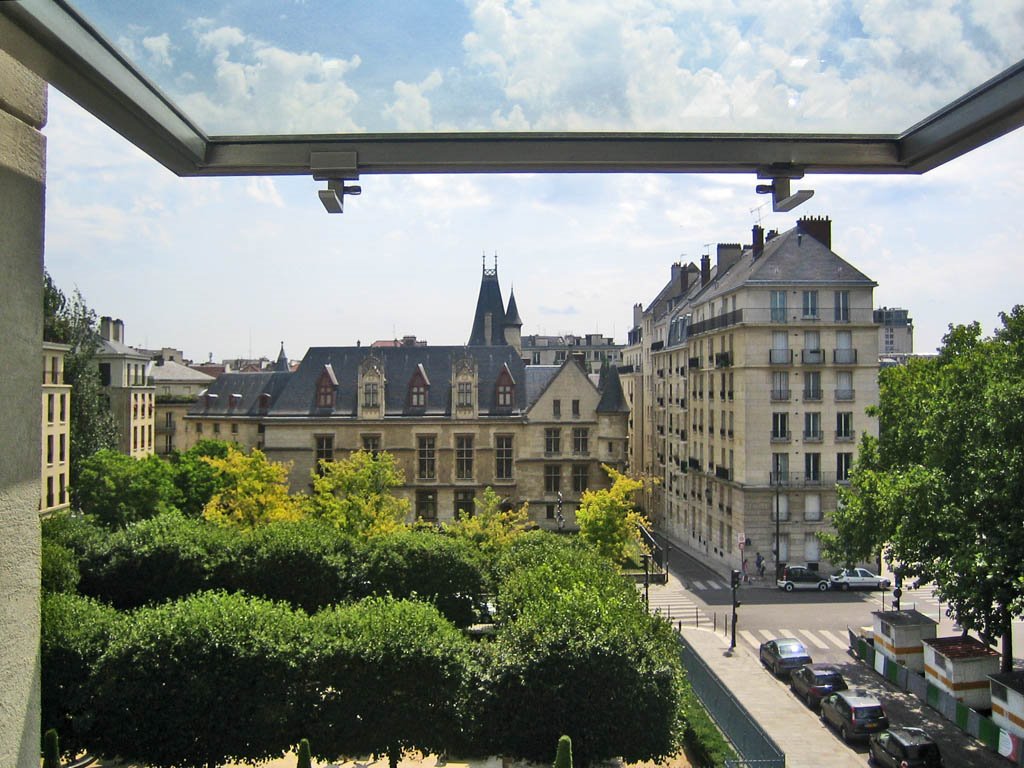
[
  {"xmin": 823, "ymin": 306, "xmax": 1024, "ymax": 670},
  {"xmin": 201, "ymin": 446, "xmax": 304, "ymax": 528},
  {"xmin": 575, "ymin": 467, "xmax": 651, "ymax": 564},
  {"xmin": 74, "ymin": 449, "xmax": 181, "ymax": 528},
  {"xmin": 305, "ymin": 449, "xmax": 409, "ymax": 535}
]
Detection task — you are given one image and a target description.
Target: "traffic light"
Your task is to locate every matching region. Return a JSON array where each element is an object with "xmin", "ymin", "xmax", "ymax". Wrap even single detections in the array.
[{"xmin": 731, "ymin": 569, "xmax": 741, "ymax": 590}]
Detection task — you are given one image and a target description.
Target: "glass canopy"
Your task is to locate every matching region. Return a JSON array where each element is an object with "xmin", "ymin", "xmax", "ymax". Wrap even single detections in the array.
[{"xmin": 2, "ymin": 0, "xmax": 1024, "ymax": 182}]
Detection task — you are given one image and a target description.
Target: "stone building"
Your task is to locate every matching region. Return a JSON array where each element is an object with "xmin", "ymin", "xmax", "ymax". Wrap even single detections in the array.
[
  {"xmin": 187, "ymin": 264, "xmax": 630, "ymax": 528},
  {"xmin": 40, "ymin": 341, "xmax": 71, "ymax": 514},
  {"xmin": 521, "ymin": 333, "xmax": 624, "ymax": 372},
  {"xmin": 625, "ymin": 217, "xmax": 879, "ymax": 577},
  {"xmin": 149, "ymin": 356, "xmax": 215, "ymax": 456}
]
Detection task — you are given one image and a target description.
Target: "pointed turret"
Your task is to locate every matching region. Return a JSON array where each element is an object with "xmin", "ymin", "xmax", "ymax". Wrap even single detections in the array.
[
  {"xmin": 503, "ymin": 287, "xmax": 523, "ymax": 354},
  {"xmin": 468, "ymin": 255, "xmax": 508, "ymax": 346},
  {"xmin": 274, "ymin": 342, "xmax": 289, "ymax": 371},
  {"xmin": 597, "ymin": 366, "xmax": 630, "ymax": 414}
]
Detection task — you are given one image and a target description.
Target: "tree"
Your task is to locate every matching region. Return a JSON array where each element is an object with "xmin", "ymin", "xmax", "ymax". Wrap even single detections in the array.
[
  {"xmin": 171, "ymin": 439, "xmax": 232, "ymax": 517},
  {"xmin": 73, "ymin": 449, "xmax": 181, "ymax": 528},
  {"xmin": 305, "ymin": 449, "xmax": 409, "ymax": 536},
  {"xmin": 90, "ymin": 591, "xmax": 308, "ymax": 768},
  {"xmin": 824, "ymin": 307, "xmax": 1024, "ymax": 671},
  {"xmin": 444, "ymin": 486, "xmax": 529, "ymax": 563},
  {"xmin": 43, "ymin": 271, "xmax": 118, "ymax": 486},
  {"xmin": 575, "ymin": 467, "xmax": 651, "ymax": 564},
  {"xmin": 202, "ymin": 446, "xmax": 304, "ymax": 528},
  {"xmin": 554, "ymin": 735, "xmax": 573, "ymax": 768},
  {"xmin": 307, "ymin": 597, "xmax": 472, "ymax": 768}
]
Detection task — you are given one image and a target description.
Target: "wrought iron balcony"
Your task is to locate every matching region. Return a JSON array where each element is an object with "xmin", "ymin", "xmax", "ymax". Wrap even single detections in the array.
[
  {"xmin": 803, "ymin": 388, "xmax": 823, "ymax": 401},
  {"xmin": 770, "ymin": 388, "xmax": 791, "ymax": 401},
  {"xmin": 835, "ymin": 389, "xmax": 856, "ymax": 401},
  {"xmin": 801, "ymin": 349, "xmax": 825, "ymax": 364},
  {"xmin": 714, "ymin": 352, "xmax": 732, "ymax": 368},
  {"xmin": 769, "ymin": 349, "xmax": 792, "ymax": 365},
  {"xmin": 803, "ymin": 429, "xmax": 823, "ymax": 442},
  {"xmin": 833, "ymin": 348, "xmax": 858, "ymax": 364},
  {"xmin": 770, "ymin": 431, "xmax": 791, "ymax": 442}
]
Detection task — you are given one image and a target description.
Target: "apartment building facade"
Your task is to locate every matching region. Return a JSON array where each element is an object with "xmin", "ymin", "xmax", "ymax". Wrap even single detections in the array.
[
  {"xmin": 521, "ymin": 333, "xmax": 624, "ymax": 372},
  {"xmin": 40, "ymin": 342, "xmax": 71, "ymax": 515},
  {"xmin": 626, "ymin": 218, "xmax": 879, "ymax": 576},
  {"xmin": 97, "ymin": 317, "xmax": 156, "ymax": 457}
]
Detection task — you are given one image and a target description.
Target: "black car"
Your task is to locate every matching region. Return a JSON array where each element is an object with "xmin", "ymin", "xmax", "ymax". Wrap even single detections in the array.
[
  {"xmin": 869, "ymin": 727, "xmax": 943, "ymax": 767},
  {"xmin": 759, "ymin": 637, "xmax": 812, "ymax": 678},
  {"xmin": 776, "ymin": 564, "xmax": 831, "ymax": 592},
  {"xmin": 789, "ymin": 663, "xmax": 848, "ymax": 709},
  {"xmin": 820, "ymin": 689, "xmax": 889, "ymax": 742}
]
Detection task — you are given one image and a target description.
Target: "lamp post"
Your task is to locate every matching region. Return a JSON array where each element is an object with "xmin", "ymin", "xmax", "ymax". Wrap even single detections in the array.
[
  {"xmin": 772, "ymin": 469, "xmax": 783, "ymax": 580},
  {"xmin": 642, "ymin": 553, "xmax": 651, "ymax": 608}
]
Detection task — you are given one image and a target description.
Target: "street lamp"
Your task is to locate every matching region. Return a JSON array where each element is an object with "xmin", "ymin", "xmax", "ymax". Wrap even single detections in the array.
[{"xmin": 772, "ymin": 469, "xmax": 784, "ymax": 580}]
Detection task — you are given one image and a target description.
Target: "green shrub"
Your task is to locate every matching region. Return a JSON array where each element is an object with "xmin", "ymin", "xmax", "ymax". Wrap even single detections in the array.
[
  {"xmin": 41, "ymin": 512, "xmax": 106, "ymax": 557},
  {"xmin": 296, "ymin": 737, "xmax": 312, "ymax": 768},
  {"xmin": 680, "ymin": 676, "xmax": 737, "ymax": 768},
  {"xmin": 78, "ymin": 510, "xmax": 232, "ymax": 609},
  {"xmin": 170, "ymin": 439, "xmax": 232, "ymax": 517},
  {"xmin": 42, "ymin": 538, "xmax": 80, "ymax": 594},
  {"xmin": 90, "ymin": 591, "xmax": 308, "ymax": 768},
  {"xmin": 42, "ymin": 728, "xmax": 60, "ymax": 768},
  {"xmin": 41, "ymin": 592, "xmax": 121, "ymax": 756},
  {"xmin": 74, "ymin": 449, "xmax": 181, "ymax": 528},
  {"xmin": 553, "ymin": 734, "xmax": 572, "ymax": 768}
]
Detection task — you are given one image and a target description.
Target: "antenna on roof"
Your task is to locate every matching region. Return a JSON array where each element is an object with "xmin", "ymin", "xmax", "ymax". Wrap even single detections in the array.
[{"xmin": 750, "ymin": 202, "xmax": 768, "ymax": 226}]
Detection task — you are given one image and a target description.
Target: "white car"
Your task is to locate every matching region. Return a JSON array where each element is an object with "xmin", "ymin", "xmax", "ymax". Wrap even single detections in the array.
[{"xmin": 830, "ymin": 568, "xmax": 891, "ymax": 591}]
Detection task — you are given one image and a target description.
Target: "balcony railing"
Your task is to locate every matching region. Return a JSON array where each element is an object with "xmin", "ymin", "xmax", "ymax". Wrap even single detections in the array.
[
  {"xmin": 715, "ymin": 466, "xmax": 731, "ymax": 480},
  {"xmin": 770, "ymin": 388, "xmax": 791, "ymax": 401},
  {"xmin": 803, "ymin": 430, "xmax": 823, "ymax": 442},
  {"xmin": 803, "ymin": 388, "xmax": 823, "ymax": 401},
  {"xmin": 835, "ymin": 389, "xmax": 856, "ymax": 401},
  {"xmin": 688, "ymin": 308, "xmax": 744, "ymax": 337},
  {"xmin": 770, "ymin": 307, "xmax": 787, "ymax": 323},
  {"xmin": 688, "ymin": 356, "xmax": 702, "ymax": 369},
  {"xmin": 714, "ymin": 352, "xmax": 732, "ymax": 368},
  {"xmin": 769, "ymin": 349, "xmax": 792, "ymax": 365},
  {"xmin": 833, "ymin": 348, "xmax": 858, "ymax": 364},
  {"xmin": 835, "ymin": 430, "xmax": 856, "ymax": 442},
  {"xmin": 801, "ymin": 349, "xmax": 825, "ymax": 364},
  {"xmin": 769, "ymin": 471, "xmax": 840, "ymax": 487},
  {"xmin": 770, "ymin": 431, "xmax": 791, "ymax": 442}
]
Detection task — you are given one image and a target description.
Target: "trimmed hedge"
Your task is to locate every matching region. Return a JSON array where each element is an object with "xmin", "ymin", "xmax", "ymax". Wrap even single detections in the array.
[{"xmin": 41, "ymin": 538, "xmax": 79, "ymax": 594}]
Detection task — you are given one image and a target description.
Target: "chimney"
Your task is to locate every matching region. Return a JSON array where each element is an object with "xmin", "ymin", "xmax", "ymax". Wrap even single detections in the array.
[
  {"xmin": 633, "ymin": 303, "xmax": 644, "ymax": 327},
  {"xmin": 700, "ymin": 254, "xmax": 711, "ymax": 286},
  {"xmin": 670, "ymin": 262, "xmax": 681, "ymax": 287},
  {"xmin": 752, "ymin": 225, "xmax": 764, "ymax": 260},
  {"xmin": 766, "ymin": 229, "xmax": 779, "ymax": 241},
  {"xmin": 99, "ymin": 316, "xmax": 112, "ymax": 341},
  {"xmin": 716, "ymin": 243, "xmax": 742, "ymax": 276},
  {"xmin": 797, "ymin": 216, "xmax": 831, "ymax": 249},
  {"xmin": 113, "ymin": 318, "xmax": 124, "ymax": 343}
]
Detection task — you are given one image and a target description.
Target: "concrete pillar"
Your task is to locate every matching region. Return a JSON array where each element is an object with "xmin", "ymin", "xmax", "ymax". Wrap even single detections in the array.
[{"xmin": 0, "ymin": 48, "xmax": 45, "ymax": 767}]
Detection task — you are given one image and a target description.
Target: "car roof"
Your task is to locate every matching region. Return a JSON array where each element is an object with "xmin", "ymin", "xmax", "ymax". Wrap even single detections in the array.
[
  {"xmin": 889, "ymin": 727, "xmax": 935, "ymax": 745},
  {"xmin": 837, "ymin": 689, "xmax": 882, "ymax": 706},
  {"xmin": 803, "ymin": 663, "xmax": 842, "ymax": 673}
]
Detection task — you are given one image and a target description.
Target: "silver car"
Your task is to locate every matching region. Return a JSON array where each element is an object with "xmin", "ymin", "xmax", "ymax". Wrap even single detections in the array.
[{"xmin": 830, "ymin": 567, "xmax": 891, "ymax": 591}]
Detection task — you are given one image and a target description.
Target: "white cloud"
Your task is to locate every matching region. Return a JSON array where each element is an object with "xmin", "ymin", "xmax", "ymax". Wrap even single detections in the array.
[
  {"xmin": 383, "ymin": 70, "xmax": 444, "ymax": 131},
  {"xmin": 142, "ymin": 34, "xmax": 173, "ymax": 68},
  {"xmin": 246, "ymin": 178, "xmax": 285, "ymax": 207}
]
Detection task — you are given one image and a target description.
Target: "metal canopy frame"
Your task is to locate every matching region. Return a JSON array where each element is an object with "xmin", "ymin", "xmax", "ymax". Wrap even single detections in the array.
[{"xmin": 4, "ymin": 0, "xmax": 1024, "ymax": 180}]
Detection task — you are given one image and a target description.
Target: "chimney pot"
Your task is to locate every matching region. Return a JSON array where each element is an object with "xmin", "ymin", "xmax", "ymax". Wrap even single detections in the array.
[{"xmin": 700, "ymin": 255, "xmax": 711, "ymax": 286}]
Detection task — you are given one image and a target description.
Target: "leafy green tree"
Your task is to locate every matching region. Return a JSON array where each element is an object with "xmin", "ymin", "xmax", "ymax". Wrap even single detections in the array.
[
  {"xmin": 307, "ymin": 597, "xmax": 472, "ymax": 768},
  {"xmin": 41, "ymin": 512, "xmax": 107, "ymax": 557},
  {"xmin": 43, "ymin": 271, "xmax": 118, "ymax": 486},
  {"xmin": 305, "ymin": 449, "xmax": 409, "ymax": 536},
  {"xmin": 73, "ymin": 449, "xmax": 182, "ymax": 527},
  {"xmin": 202, "ymin": 446, "xmax": 304, "ymax": 528},
  {"xmin": 171, "ymin": 439, "xmax": 232, "ymax": 517},
  {"xmin": 824, "ymin": 308, "xmax": 1024, "ymax": 670},
  {"xmin": 90, "ymin": 591, "xmax": 308, "ymax": 768},
  {"xmin": 296, "ymin": 738, "xmax": 312, "ymax": 768},
  {"xmin": 41, "ymin": 538, "xmax": 80, "ymax": 594},
  {"xmin": 41, "ymin": 592, "xmax": 121, "ymax": 757},
  {"xmin": 444, "ymin": 486, "xmax": 529, "ymax": 563},
  {"xmin": 554, "ymin": 735, "xmax": 573, "ymax": 768},
  {"xmin": 575, "ymin": 467, "xmax": 651, "ymax": 564}
]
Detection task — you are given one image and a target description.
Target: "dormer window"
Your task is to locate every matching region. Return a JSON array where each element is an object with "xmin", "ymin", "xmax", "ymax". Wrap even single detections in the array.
[
  {"xmin": 363, "ymin": 381, "xmax": 379, "ymax": 408},
  {"xmin": 457, "ymin": 381, "xmax": 473, "ymax": 407},
  {"xmin": 258, "ymin": 393, "xmax": 271, "ymax": 413},
  {"xmin": 408, "ymin": 364, "xmax": 430, "ymax": 409},
  {"xmin": 316, "ymin": 364, "xmax": 338, "ymax": 409},
  {"xmin": 495, "ymin": 364, "xmax": 516, "ymax": 408},
  {"xmin": 229, "ymin": 393, "xmax": 242, "ymax": 410}
]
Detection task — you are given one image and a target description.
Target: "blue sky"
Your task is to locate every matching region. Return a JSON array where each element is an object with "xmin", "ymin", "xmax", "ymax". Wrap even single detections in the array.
[{"xmin": 41, "ymin": 1, "xmax": 1024, "ymax": 363}]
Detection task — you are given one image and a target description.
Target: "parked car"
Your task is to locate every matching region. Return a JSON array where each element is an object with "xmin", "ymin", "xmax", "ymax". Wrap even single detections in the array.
[
  {"xmin": 759, "ymin": 637, "xmax": 812, "ymax": 678},
  {"xmin": 789, "ymin": 663, "xmax": 848, "ymax": 709},
  {"xmin": 869, "ymin": 727, "xmax": 943, "ymax": 767},
  {"xmin": 776, "ymin": 564, "xmax": 831, "ymax": 592},
  {"xmin": 830, "ymin": 567, "xmax": 892, "ymax": 591},
  {"xmin": 820, "ymin": 689, "xmax": 889, "ymax": 743}
]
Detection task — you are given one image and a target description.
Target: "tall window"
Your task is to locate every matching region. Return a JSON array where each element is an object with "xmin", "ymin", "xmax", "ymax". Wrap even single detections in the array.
[
  {"xmin": 572, "ymin": 464, "xmax": 588, "ymax": 493},
  {"xmin": 416, "ymin": 490, "xmax": 437, "ymax": 521},
  {"xmin": 46, "ymin": 435, "xmax": 54, "ymax": 464},
  {"xmin": 804, "ymin": 412, "xmax": 822, "ymax": 440},
  {"xmin": 315, "ymin": 435, "xmax": 334, "ymax": 470},
  {"xmin": 417, "ymin": 435, "xmax": 436, "ymax": 479},
  {"xmin": 773, "ymin": 533, "xmax": 789, "ymax": 562},
  {"xmin": 802, "ymin": 290, "xmax": 818, "ymax": 318},
  {"xmin": 770, "ymin": 290, "xmax": 787, "ymax": 322},
  {"xmin": 836, "ymin": 412, "xmax": 853, "ymax": 439},
  {"xmin": 805, "ymin": 533, "xmax": 821, "ymax": 562},
  {"xmin": 456, "ymin": 435, "xmax": 474, "ymax": 480},
  {"xmin": 410, "ymin": 382, "xmax": 427, "ymax": 407},
  {"xmin": 454, "ymin": 490, "xmax": 475, "ymax": 518},
  {"xmin": 362, "ymin": 434, "xmax": 381, "ymax": 454},
  {"xmin": 837, "ymin": 452, "xmax": 853, "ymax": 481},
  {"xmin": 46, "ymin": 394, "xmax": 55, "ymax": 422},
  {"xmin": 836, "ymin": 370, "xmax": 854, "ymax": 400},
  {"xmin": 571, "ymin": 399, "xmax": 580, "ymax": 417},
  {"xmin": 457, "ymin": 381, "xmax": 473, "ymax": 407},
  {"xmin": 773, "ymin": 493, "xmax": 789, "ymax": 521},
  {"xmin": 771, "ymin": 370, "xmax": 790, "ymax": 400},
  {"xmin": 552, "ymin": 399, "xmax": 561, "ymax": 418},
  {"xmin": 771, "ymin": 412, "xmax": 789, "ymax": 440},
  {"xmin": 544, "ymin": 464, "xmax": 561, "ymax": 494},
  {"xmin": 772, "ymin": 452, "xmax": 789, "ymax": 483},
  {"xmin": 834, "ymin": 290, "xmax": 850, "ymax": 321},
  {"xmin": 804, "ymin": 371, "xmax": 822, "ymax": 400},
  {"xmin": 59, "ymin": 393, "xmax": 67, "ymax": 421},
  {"xmin": 495, "ymin": 436, "xmax": 513, "ymax": 480},
  {"xmin": 59, "ymin": 434, "xmax": 66, "ymax": 462},
  {"xmin": 545, "ymin": 428, "xmax": 561, "ymax": 455},
  {"xmin": 572, "ymin": 427, "xmax": 589, "ymax": 455},
  {"xmin": 805, "ymin": 452, "xmax": 821, "ymax": 482},
  {"xmin": 363, "ymin": 381, "xmax": 379, "ymax": 407},
  {"xmin": 770, "ymin": 330, "xmax": 790, "ymax": 364},
  {"xmin": 804, "ymin": 493, "xmax": 822, "ymax": 521}
]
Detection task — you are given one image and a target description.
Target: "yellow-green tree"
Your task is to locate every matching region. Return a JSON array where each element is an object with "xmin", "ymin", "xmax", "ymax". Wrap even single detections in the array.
[
  {"xmin": 306, "ymin": 450, "xmax": 409, "ymax": 537},
  {"xmin": 444, "ymin": 486, "xmax": 529, "ymax": 559},
  {"xmin": 202, "ymin": 446, "xmax": 303, "ymax": 528},
  {"xmin": 575, "ymin": 467, "xmax": 651, "ymax": 564}
]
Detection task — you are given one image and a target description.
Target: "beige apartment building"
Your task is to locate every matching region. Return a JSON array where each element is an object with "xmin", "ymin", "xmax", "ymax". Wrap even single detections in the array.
[
  {"xmin": 97, "ymin": 317, "xmax": 155, "ymax": 457},
  {"xmin": 40, "ymin": 342, "xmax": 71, "ymax": 515},
  {"xmin": 625, "ymin": 218, "xmax": 880, "ymax": 577},
  {"xmin": 149, "ymin": 354, "xmax": 215, "ymax": 456},
  {"xmin": 521, "ymin": 333, "xmax": 624, "ymax": 372},
  {"xmin": 185, "ymin": 265, "xmax": 630, "ymax": 528}
]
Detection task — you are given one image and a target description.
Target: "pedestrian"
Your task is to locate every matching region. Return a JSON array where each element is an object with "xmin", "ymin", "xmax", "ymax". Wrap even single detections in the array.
[
  {"xmin": 755, "ymin": 551, "xmax": 765, "ymax": 579},
  {"xmin": 741, "ymin": 557, "xmax": 749, "ymax": 583}
]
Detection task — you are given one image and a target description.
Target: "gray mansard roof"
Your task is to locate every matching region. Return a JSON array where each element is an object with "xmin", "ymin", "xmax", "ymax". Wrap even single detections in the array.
[
  {"xmin": 269, "ymin": 345, "xmax": 528, "ymax": 417},
  {"xmin": 188, "ymin": 370, "xmax": 292, "ymax": 417}
]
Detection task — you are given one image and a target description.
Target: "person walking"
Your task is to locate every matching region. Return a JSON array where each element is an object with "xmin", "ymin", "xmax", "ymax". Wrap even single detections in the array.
[
  {"xmin": 755, "ymin": 551, "xmax": 765, "ymax": 579},
  {"xmin": 741, "ymin": 557, "xmax": 749, "ymax": 583}
]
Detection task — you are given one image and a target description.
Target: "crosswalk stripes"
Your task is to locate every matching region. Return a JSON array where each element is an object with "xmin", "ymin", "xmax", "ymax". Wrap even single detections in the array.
[
  {"xmin": 797, "ymin": 628, "xmax": 830, "ymax": 650},
  {"xmin": 736, "ymin": 627, "xmax": 854, "ymax": 653},
  {"xmin": 687, "ymin": 579, "xmax": 728, "ymax": 591}
]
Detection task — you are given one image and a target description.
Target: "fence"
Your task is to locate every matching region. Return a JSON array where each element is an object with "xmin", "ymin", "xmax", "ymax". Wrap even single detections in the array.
[
  {"xmin": 848, "ymin": 630, "xmax": 1024, "ymax": 766},
  {"xmin": 676, "ymin": 637, "xmax": 785, "ymax": 768}
]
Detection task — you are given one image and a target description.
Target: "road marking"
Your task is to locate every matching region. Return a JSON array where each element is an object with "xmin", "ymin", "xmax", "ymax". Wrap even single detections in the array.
[
  {"xmin": 798, "ymin": 629, "xmax": 830, "ymax": 649},
  {"xmin": 819, "ymin": 629, "xmax": 848, "ymax": 648},
  {"xmin": 756, "ymin": 628, "xmax": 780, "ymax": 643},
  {"xmin": 739, "ymin": 630, "xmax": 761, "ymax": 649},
  {"xmin": 691, "ymin": 580, "xmax": 706, "ymax": 590}
]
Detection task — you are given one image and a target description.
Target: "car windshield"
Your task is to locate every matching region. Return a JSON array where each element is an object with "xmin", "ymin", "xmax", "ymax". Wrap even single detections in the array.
[
  {"xmin": 857, "ymin": 705, "xmax": 884, "ymax": 719},
  {"xmin": 778, "ymin": 643, "xmax": 805, "ymax": 655}
]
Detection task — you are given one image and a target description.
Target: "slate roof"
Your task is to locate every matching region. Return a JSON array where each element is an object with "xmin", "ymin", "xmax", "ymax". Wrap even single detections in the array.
[
  {"xmin": 96, "ymin": 337, "xmax": 150, "ymax": 360},
  {"xmin": 187, "ymin": 371, "xmax": 292, "ymax": 417},
  {"xmin": 269, "ymin": 346, "xmax": 529, "ymax": 417},
  {"xmin": 149, "ymin": 360, "xmax": 215, "ymax": 384},
  {"xmin": 525, "ymin": 366, "xmax": 560, "ymax": 404},
  {"xmin": 505, "ymin": 289, "xmax": 523, "ymax": 326},
  {"xmin": 596, "ymin": 366, "xmax": 630, "ymax": 413},
  {"xmin": 468, "ymin": 267, "xmax": 509, "ymax": 346}
]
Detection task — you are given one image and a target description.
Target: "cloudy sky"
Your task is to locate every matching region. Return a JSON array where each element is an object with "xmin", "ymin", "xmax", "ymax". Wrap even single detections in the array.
[{"xmin": 41, "ymin": 0, "xmax": 1024, "ymax": 363}]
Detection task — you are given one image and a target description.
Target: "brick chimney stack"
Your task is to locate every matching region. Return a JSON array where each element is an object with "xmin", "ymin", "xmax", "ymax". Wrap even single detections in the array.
[
  {"xmin": 700, "ymin": 254, "xmax": 711, "ymax": 286},
  {"xmin": 797, "ymin": 216, "xmax": 831, "ymax": 249},
  {"xmin": 752, "ymin": 224, "xmax": 764, "ymax": 260}
]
